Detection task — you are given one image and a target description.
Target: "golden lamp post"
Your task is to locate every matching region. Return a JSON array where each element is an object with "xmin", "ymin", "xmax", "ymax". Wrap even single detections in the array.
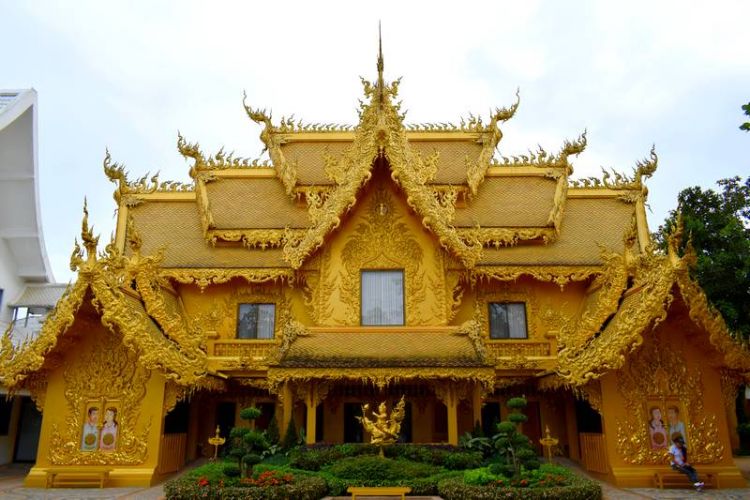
[
  {"xmin": 539, "ymin": 425, "xmax": 559, "ymax": 463},
  {"xmin": 208, "ymin": 425, "xmax": 226, "ymax": 462}
]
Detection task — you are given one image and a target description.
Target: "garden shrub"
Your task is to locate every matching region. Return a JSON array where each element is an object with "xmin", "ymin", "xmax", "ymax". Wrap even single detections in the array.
[
  {"xmin": 325, "ymin": 455, "xmax": 439, "ymax": 481},
  {"xmin": 164, "ymin": 474, "xmax": 328, "ymax": 500},
  {"xmin": 438, "ymin": 464, "xmax": 602, "ymax": 500},
  {"xmin": 222, "ymin": 463, "xmax": 241, "ymax": 477},
  {"xmin": 442, "ymin": 451, "xmax": 483, "ymax": 470}
]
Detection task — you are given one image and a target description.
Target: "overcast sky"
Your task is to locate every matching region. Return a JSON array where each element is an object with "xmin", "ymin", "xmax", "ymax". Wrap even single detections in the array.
[{"xmin": 2, "ymin": 0, "xmax": 748, "ymax": 283}]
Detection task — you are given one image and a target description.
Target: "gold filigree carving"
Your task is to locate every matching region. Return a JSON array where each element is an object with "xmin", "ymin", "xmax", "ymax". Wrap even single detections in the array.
[
  {"xmin": 267, "ymin": 367, "xmax": 495, "ymax": 393},
  {"xmin": 557, "ymin": 249, "xmax": 629, "ymax": 351},
  {"xmin": 206, "ymin": 228, "xmax": 306, "ymax": 249},
  {"xmin": 465, "ymin": 90, "xmax": 520, "ymax": 195},
  {"xmin": 163, "ymin": 381, "xmax": 192, "ymax": 417},
  {"xmin": 615, "ymin": 337, "xmax": 724, "ymax": 464},
  {"xmin": 243, "ymin": 98, "xmax": 298, "ymax": 196},
  {"xmin": 160, "ymin": 268, "xmax": 294, "ymax": 292},
  {"xmin": 337, "ymin": 187, "xmax": 427, "ymax": 325},
  {"xmin": 458, "ymin": 227, "xmax": 556, "ymax": 248},
  {"xmin": 177, "ymin": 133, "xmax": 267, "ymax": 171},
  {"xmin": 469, "ymin": 266, "xmax": 601, "ymax": 290},
  {"xmin": 492, "ymin": 132, "xmax": 586, "ymax": 171},
  {"xmin": 569, "ymin": 145, "xmax": 657, "ymax": 190},
  {"xmin": 103, "ymin": 150, "xmax": 193, "ymax": 207},
  {"xmin": 49, "ymin": 332, "xmax": 151, "ymax": 465}
]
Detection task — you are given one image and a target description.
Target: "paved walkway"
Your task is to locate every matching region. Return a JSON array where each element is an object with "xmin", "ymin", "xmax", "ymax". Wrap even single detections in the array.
[{"xmin": 0, "ymin": 458, "xmax": 748, "ymax": 499}]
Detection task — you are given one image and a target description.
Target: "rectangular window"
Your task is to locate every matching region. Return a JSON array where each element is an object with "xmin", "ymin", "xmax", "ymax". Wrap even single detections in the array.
[
  {"xmin": 236, "ymin": 303, "xmax": 275, "ymax": 339},
  {"xmin": 361, "ymin": 270, "xmax": 404, "ymax": 326},
  {"xmin": 488, "ymin": 302, "xmax": 527, "ymax": 339}
]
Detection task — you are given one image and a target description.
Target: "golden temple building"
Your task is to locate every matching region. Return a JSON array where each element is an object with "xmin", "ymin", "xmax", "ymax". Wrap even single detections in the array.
[{"xmin": 3, "ymin": 47, "xmax": 750, "ymax": 489}]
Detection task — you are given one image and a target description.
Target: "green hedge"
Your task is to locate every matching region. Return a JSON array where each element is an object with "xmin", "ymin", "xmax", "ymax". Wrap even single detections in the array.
[
  {"xmin": 164, "ymin": 474, "xmax": 327, "ymax": 500},
  {"xmin": 437, "ymin": 470, "xmax": 602, "ymax": 500}
]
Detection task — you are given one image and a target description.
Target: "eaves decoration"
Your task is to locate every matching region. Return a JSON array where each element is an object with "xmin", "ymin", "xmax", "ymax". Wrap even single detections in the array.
[
  {"xmin": 464, "ymin": 90, "xmax": 520, "ymax": 196},
  {"xmin": 103, "ymin": 150, "xmax": 194, "ymax": 207},
  {"xmin": 569, "ymin": 146, "xmax": 658, "ymax": 204},
  {"xmin": 492, "ymin": 131, "xmax": 587, "ymax": 237},
  {"xmin": 243, "ymin": 96, "xmax": 298, "ymax": 196}
]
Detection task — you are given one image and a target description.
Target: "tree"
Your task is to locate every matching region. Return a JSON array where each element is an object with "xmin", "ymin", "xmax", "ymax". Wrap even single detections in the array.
[
  {"xmin": 741, "ymin": 102, "xmax": 750, "ymax": 132},
  {"xmin": 227, "ymin": 407, "xmax": 269, "ymax": 477},
  {"xmin": 489, "ymin": 396, "xmax": 540, "ymax": 478},
  {"xmin": 655, "ymin": 177, "xmax": 750, "ymax": 338}
]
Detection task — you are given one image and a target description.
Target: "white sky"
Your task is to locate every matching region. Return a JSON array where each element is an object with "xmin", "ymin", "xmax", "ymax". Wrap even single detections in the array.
[{"xmin": 2, "ymin": 0, "xmax": 749, "ymax": 283}]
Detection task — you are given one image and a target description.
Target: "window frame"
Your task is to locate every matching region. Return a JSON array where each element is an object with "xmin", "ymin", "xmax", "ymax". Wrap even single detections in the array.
[
  {"xmin": 235, "ymin": 303, "xmax": 276, "ymax": 340},
  {"xmin": 360, "ymin": 269, "xmax": 406, "ymax": 326},
  {"xmin": 487, "ymin": 301, "xmax": 528, "ymax": 340}
]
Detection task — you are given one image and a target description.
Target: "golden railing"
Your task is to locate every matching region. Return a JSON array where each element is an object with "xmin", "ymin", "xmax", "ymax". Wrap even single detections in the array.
[
  {"xmin": 580, "ymin": 432, "xmax": 609, "ymax": 473},
  {"xmin": 486, "ymin": 341, "xmax": 553, "ymax": 358},
  {"xmin": 158, "ymin": 433, "xmax": 187, "ymax": 474},
  {"xmin": 210, "ymin": 340, "xmax": 277, "ymax": 359}
]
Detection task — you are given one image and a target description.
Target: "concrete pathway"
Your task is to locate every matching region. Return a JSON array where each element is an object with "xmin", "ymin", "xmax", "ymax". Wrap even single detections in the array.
[{"xmin": 0, "ymin": 458, "xmax": 748, "ymax": 499}]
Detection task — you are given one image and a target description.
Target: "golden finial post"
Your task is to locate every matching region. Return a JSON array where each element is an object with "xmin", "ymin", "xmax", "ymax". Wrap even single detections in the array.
[
  {"xmin": 539, "ymin": 425, "xmax": 559, "ymax": 463},
  {"xmin": 208, "ymin": 425, "xmax": 226, "ymax": 462}
]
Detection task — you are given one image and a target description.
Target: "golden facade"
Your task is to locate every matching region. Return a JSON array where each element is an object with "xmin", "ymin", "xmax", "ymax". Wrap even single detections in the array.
[{"xmin": 2, "ymin": 48, "xmax": 749, "ymax": 489}]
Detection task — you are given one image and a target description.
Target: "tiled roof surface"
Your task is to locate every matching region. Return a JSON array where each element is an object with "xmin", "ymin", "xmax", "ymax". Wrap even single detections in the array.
[
  {"xmin": 206, "ymin": 177, "xmax": 309, "ymax": 229},
  {"xmin": 281, "ymin": 331, "xmax": 485, "ymax": 368},
  {"xmin": 478, "ymin": 197, "xmax": 635, "ymax": 265},
  {"xmin": 453, "ymin": 176, "xmax": 556, "ymax": 227},
  {"xmin": 128, "ymin": 200, "xmax": 288, "ymax": 268}
]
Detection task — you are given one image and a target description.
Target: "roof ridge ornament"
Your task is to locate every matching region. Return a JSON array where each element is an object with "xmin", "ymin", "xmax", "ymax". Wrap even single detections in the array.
[{"xmin": 377, "ymin": 21, "xmax": 385, "ymax": 107}]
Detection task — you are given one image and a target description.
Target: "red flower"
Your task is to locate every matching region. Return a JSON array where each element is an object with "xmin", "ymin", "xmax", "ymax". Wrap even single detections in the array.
[{"xmin": 197, "ymin": 476, "xmax": 209, "ymax": 487}]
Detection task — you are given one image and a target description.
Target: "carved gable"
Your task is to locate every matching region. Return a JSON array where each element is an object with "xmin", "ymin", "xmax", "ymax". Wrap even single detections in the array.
[{"xmin": 307, "ymin": 168, "xmax": 449, "ymax": 327}]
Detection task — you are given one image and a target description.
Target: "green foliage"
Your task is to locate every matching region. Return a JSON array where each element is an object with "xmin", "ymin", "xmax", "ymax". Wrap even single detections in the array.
[
  {"xmin": 243, "ymin": 431, "xmax": 269, "ymax": 449},
  {"xmin": 222, "ymin": 463, "xmax": 241, "ymax": 477},
  {"xmin": 464, "ymin": 468, "xmax": 497, "ymax": 485},
  {"xmin": 460, "ymin": 432, "xmax": 493, "ymax": 457},
  {"xmin": 281, "ymin": 418, "xmax": 298, "ymax": 450},
  {"xmin": 164, "ymin": 472, "xmax": 328, "ymax": 500},
  {"xmin": 225, "ymin": 407, "xmax": 271, "ymax": 477},
  {"xmin": 488, "ymin": 462, "xmax": 515, "ymax": 477},
  {"xmin": 438, "ymin": 464, "xmax": 602, "ymax": 500},
  {"xmin": 508, "ymin": 413, "xmax": 528, "ymax": 424},
  {"xmin": 265, "ymin": 416, "xmax": 280, "ymax": 445},
  {"xmin": 506, "ymin": 397, "xmax": 528, "ymax": 410},
  {"xmin": 655, "ymin": 176, "xmax": 750, "ymax": 338},
  {"xmin": 325, "ymin": 455, "xmax": 440, "ymax": 481},
  {"xmin": 491, "ymin": 396, "xmax": 540, "ymax": 478},
  {"xmin": 240, "ymin": 407, "xmax": 262, "ymax": 421},
  {"xmin": 741, "ymin": 102, "xmax": 750, "ymax": 132}
]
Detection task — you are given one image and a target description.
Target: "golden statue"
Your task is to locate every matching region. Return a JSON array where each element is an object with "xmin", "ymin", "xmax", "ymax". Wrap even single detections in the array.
[{"xmin": 357, "ymin": 396, "xmax": 406, "ymax": 455}]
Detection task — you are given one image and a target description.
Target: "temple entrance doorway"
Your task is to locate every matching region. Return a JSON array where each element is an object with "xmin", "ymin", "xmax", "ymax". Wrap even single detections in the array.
[
  {"xmin": 13, "ymin": 396, "xmax": 40, "ymax": 462},
  {"xmin": 481, "ymin": 402, "xmax": 501, "ymax": 436},
  {"xmin": 343, "ymin": 403, "xmax": 364, "ymax": 443}
]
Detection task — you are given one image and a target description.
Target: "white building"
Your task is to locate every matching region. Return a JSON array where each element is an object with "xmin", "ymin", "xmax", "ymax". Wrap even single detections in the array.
[{"xmin": 0, "ymin": 89, "xmax": 60, "ymax": 464}]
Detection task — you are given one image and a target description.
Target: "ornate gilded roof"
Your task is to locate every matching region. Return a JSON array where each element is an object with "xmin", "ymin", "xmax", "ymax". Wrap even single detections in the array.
[
  {"xmin": 0, "ymin": 205, "xmax": 208, "ymax": 390},
  {"xmin": 555, "ymin": 223, "xmax": 750, "ymax": 385},
  {"xmin": 280, "ymin": 331, "xmax": 486, "ymax": 368}
]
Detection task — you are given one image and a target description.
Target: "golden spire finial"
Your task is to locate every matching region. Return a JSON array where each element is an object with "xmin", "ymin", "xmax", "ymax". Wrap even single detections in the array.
[
  {"xmin": 80, "ymin": 198, "xmax": 99, "ymax": 264},
  {"xmin": 376, "ymin": 22, "xmax": 385, "ymax": 105}
]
